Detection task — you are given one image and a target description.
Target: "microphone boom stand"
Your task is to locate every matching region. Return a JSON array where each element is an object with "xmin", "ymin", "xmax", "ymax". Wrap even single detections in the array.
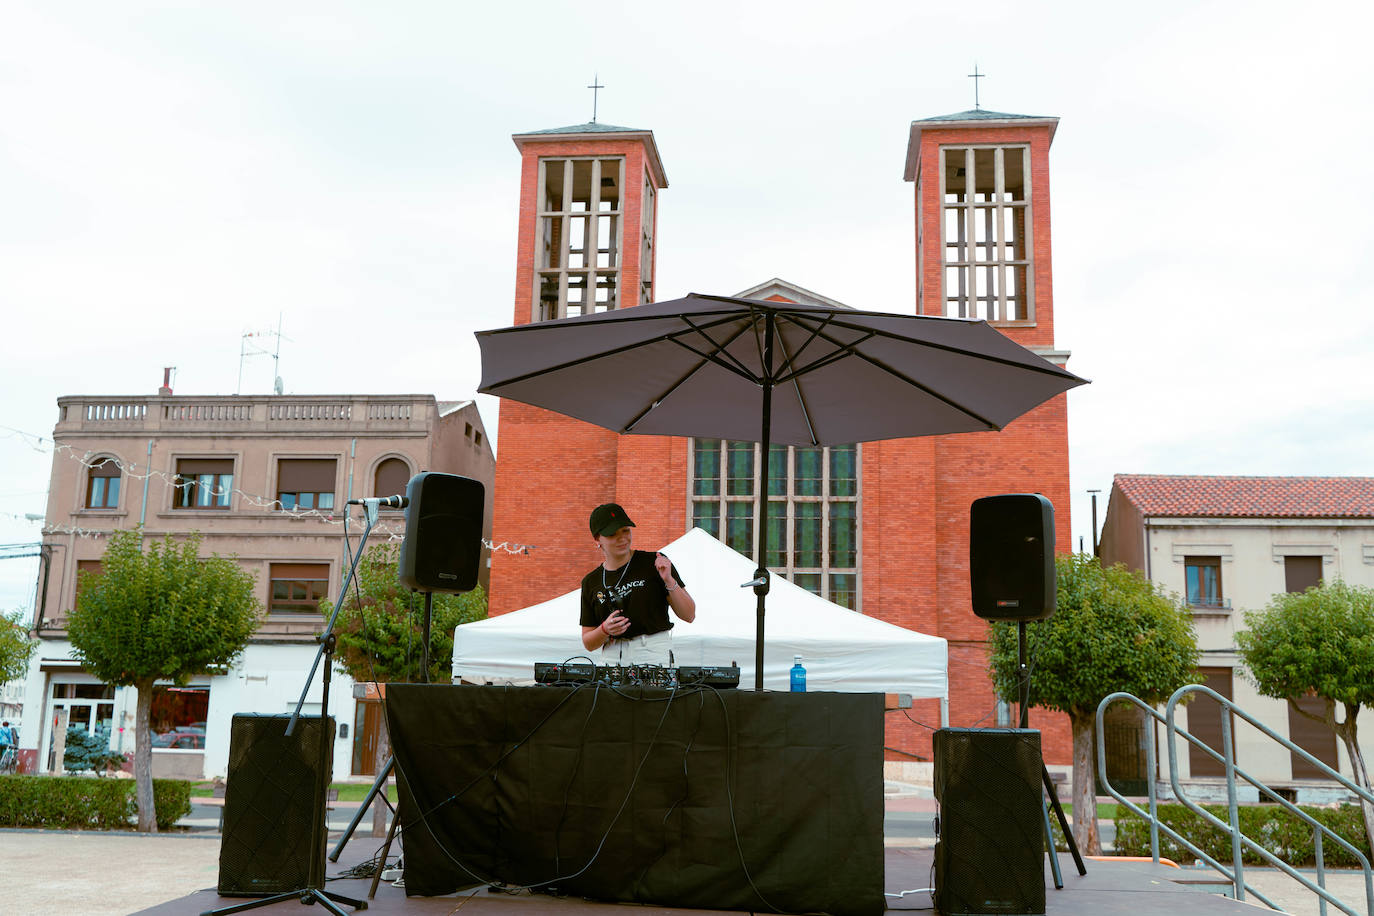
[
  {"xmin": 329, "ymin": 591, "xmax": 432, "ymax": 881},
  {"xmin": 202, "ymin": 508, "xmax": 381, "ymax": 916}
]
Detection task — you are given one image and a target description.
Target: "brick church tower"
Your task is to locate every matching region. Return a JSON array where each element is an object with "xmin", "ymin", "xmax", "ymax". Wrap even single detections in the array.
[
  {"xmin": 866, "ymin": 108, "xmax": 1073, "ymax": 760},
  {"xmin": 488, "ymin": 123, "xmax": 684, "ymax": 616},
  {"xmin": 485, "ymin": 111, "xmax": 1075, "ymax": 765}
]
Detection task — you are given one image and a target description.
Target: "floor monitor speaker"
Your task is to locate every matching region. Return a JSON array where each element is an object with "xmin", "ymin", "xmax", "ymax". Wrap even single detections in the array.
[
  {"xmin": 218, "ymin": 714, "xmax": 334, "ymax": 896},
  {"xmin": 398, "ymin": 472, "xmax": 485, "ymax": 593},
  {"xmin": 970, "ymin": 493, "xmax": 1055, "ymax": 620},
  {"xmin": 934, "ymin": 727, "xmax": 1045, "ymax": 916}
]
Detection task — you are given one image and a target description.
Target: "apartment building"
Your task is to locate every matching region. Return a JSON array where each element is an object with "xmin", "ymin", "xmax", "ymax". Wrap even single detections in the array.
[{"xmin": 18, "ymin": 386, "xmax": 493, "ymax": 780}]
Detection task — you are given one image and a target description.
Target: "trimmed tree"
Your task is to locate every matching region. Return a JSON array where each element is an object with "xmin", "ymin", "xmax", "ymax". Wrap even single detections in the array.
[
  {"xmin": 989, "ymin": 552, "xmax": 1200, "ymax": 854},
  {"xmin": 1, "ymin": 608, "xmax": 37, "ymax": 683},
  {"xmin": 1236, "ymin": 580, "xmax": 1374, "ymax": 849},
  {"xmin": 319, "ymin": 543, "xmax": 487, "ymax": 685},
  {"xmin": 68, "ymin": 529, "xmax": 259, "ymax": 832}
]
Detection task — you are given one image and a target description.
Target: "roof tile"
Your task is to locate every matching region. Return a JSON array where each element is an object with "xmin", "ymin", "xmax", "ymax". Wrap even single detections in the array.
[{"xmin": 1114, "ymin": 474, "xmax": 1374, "ymax": 519}]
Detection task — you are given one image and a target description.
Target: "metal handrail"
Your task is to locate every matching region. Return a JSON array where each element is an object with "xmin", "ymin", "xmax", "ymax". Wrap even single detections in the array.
[{"xmin": 1095, "ymin": 686, "xmax": 1374, "ymax": 916}]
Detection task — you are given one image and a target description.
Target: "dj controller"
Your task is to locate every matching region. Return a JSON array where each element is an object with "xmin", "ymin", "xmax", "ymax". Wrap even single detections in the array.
[{"xmin": 534, "ymin": 662, "xmax": 740, "ymax": 689}]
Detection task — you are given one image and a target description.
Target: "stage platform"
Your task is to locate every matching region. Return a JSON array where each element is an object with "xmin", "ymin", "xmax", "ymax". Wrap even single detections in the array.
[{"xmin": 139, "ymin": 842, "xmax": 1275, "ymax": 915}]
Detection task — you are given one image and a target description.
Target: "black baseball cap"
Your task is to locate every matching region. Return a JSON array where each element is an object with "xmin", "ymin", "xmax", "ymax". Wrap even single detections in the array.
[{"xmin": 590, "ymin": 503, "xmax": 636, "ymax": 538}]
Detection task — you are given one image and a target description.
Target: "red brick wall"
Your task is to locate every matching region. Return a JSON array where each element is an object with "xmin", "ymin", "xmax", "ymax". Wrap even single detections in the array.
[
  {"xmin": 492, "ymin": 134, "xmax": 667, "ymax": 615},
  {"xmin": 894, "ymin": 121, "xmax": 1072, "ymax": 764},
  {"xmin": 914, "ymin": 125, "xmax": 1056, "ymax": 349},
  {"xmin": 511, "ymin": 138, "xmax": 652, "ymax": 327},
  {"xmin": 490, "ymin": 123, "xmax": 1075, "ymax": 766}
]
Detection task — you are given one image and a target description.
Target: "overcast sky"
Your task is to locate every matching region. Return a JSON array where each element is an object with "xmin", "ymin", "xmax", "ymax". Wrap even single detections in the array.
[{"xmin": 3, "ymin": 0, "xmax": 1372, "ymax": 613}]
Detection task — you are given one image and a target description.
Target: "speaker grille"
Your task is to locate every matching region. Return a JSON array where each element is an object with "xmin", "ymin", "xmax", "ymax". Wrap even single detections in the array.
[
  {"xmin": 218, "ymin": 714, "xmax": 333, "ymax": 896},
  {"xmin": 934, "ymin": 728, "xmax": 1045, "ymax": 916}
]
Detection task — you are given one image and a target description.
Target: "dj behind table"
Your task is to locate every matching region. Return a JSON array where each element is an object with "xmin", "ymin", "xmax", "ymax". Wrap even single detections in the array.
[{"xmin": 384, "ymin": 678, "xmax": 884, "ymax": 916}]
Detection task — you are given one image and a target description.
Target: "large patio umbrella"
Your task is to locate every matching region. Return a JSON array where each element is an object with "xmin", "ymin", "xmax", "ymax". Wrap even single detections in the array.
[{"xmin": 476, "ymin": 292, "xmax": 1087, "ymax": 688}]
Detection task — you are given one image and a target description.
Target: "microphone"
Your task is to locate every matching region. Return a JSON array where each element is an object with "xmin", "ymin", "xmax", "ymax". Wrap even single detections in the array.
[{"xmin": 347, "ymin": 495, "xmax": 409, "ymax": 510}]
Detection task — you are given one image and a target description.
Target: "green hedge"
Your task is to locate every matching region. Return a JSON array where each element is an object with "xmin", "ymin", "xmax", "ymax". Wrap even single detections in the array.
[
  {"xmin": 1113, "ymin": 803, "xmax": 1372, "ymax": 867},
  {"xmin": 0, "ymin": 775, "xmax": 192, "ymax": 831}
]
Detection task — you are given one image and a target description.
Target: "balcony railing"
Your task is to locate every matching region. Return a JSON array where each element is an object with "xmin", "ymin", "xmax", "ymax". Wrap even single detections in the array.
[
  {"xmin": 1187, "ymin": 595, "xmax": 1231, "ymax": 610},
  {"xmin": 57, "ymin": 395, "xmax": 434, "ymax": 433}
]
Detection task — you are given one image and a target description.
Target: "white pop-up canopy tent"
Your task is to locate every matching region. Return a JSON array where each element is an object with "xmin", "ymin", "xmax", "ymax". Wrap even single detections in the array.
[{"xmin": 452, "ymin": 527, "xmax": 947, "ymax": 698}]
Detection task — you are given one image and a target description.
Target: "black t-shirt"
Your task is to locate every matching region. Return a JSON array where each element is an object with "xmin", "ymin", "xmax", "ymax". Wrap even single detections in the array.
[{"xmin": 580, "ymin": 549, "xmax": 685, "ymax": 639}]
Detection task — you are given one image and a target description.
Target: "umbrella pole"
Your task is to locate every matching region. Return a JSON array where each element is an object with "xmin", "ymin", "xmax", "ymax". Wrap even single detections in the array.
[{"xmin": 753, "ymin": 316, "xmax": 774, "ymax": 691}]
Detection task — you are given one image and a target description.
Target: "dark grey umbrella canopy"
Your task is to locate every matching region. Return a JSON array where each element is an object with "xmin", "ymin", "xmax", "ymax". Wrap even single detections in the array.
[
  {"xmin": 477, "ymin": 292, "xmax": 1087, "ymax": 690},
  {"xmin": 477, "ymin": 292, "xmax": 1086, "ymax": 447}
]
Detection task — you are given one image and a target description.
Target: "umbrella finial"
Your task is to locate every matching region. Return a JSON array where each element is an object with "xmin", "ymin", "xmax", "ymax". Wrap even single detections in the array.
[{"xmin": 587, "ymin": 73, "xmax": 604, "ymax": 123}]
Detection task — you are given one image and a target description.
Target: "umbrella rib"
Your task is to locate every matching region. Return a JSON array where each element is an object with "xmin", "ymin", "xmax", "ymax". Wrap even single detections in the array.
[
  {"xmin": 771, "ymin": 321, "xmax": 821, "ymax": 446},
  {"xmin": 772, "ymin": 330, "xmax": 879, "ymax": 386},
  {"xmin": 795, "ymin": 324, "xmax": 1004, "ymax": 428},
  {"xmin": 622, "ymin": 320, "xmax": 761, "ymax": 432},
  {"xmin": 480, "ymin": 313, "xmax": 755, "ymax": 391},
  {"xmin": 674, "ymin": 316, "xmax": 761, "ymax": 382},
  {"xmin": 803, "ymin": 314, "xmax": 1078, "ymax": 380}
]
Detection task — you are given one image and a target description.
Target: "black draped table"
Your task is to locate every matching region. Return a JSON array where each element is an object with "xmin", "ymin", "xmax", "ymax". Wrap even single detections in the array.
[{"xmin": 385, "ymin": 684, "xmax": 885, "ymax": 916}]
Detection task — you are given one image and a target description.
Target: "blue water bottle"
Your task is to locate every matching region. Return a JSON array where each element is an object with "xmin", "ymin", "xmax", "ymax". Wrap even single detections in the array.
[{"xmin": 790, "ymin": 655, "xmax": 806, "ymax": 692}]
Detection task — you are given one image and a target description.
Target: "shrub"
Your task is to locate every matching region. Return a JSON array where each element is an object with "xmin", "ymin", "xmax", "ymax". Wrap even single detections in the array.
[
  {"xmin": 0, "ymin": 775, "xmax": 191, "ymax": 831},
  {"xmin": 63, "ymin": 725, "xmax": 129, "ymax": 776},
  {"xmin": 1113, "ymin": 803, "xmax": 1371, "ymax": 867}
]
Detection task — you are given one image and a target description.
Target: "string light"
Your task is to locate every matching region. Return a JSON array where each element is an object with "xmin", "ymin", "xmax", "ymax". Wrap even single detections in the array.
[{"xmin": 0, "ymin": 423, "xmax": 538, "ymax": 555}]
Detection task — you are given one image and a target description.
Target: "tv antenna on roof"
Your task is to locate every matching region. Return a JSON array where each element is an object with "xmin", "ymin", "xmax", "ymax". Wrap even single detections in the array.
[{"xmin": 237, "ymin": 313, "xmax": 289, "ymax": 395}]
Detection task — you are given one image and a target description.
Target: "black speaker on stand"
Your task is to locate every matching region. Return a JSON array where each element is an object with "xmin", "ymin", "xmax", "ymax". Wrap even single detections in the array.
[
  {"xmin": 959, "ymin": 493, "xmax": 1086, "ymax": 907},
  {"xmin": 206, "ymin": 503, "xmax": 382, "ymax": 916},
  {"xmin": 328, "ymin": 472, "xmax": 485, "ymax": 887}
]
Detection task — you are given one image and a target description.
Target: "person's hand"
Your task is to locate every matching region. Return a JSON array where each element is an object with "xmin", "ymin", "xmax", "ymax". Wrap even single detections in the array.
[
  {"xmin": 655, "ymin": 552, "xmax": 672, "ymax": 583},
  {"xmin": 602, "ymin": 610, "xmax": 629, "ymax": 638}
]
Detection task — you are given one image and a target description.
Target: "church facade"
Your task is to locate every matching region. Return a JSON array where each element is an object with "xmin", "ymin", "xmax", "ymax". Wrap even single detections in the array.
[{"xmin": 486, "ymin": 110, "xmax": 1075, "ymax": 766}]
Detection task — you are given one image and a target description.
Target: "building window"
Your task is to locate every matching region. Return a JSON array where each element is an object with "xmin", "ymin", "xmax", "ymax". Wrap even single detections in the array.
[
  {"xmin": 1185, "ymin": 556, "xmax": 1224, "ymax": 608},
  {"xmin": 373, "ymin": 457, "xmax": 411, "ymax": 506},
  {"xmin": 150, "ymin": 686, "xmax": 209, "ymax": 750},
  {"xmin": 85, "ymin": 458, "xmax": 121, "ymax": 509},
  {"xmin": 537, "ymin": 157, "xmax": 623, "ymax": 320},
  {"xmin": 941, "ymin": 145, "xmax": 1032, "ymax": 323},
  {"xmin": 1287, "ymin": 691, "xmax": 1339, "ymax": 778},
  {"xmin": 269, "ymin": 562, "xmax": 330, "ymax": 617},
  {"xmin": 276, "ymin": 458, "xmax": 337, "ymax": 512},
  {"xmin": 1284, "ymin": 556, "xmax": 1323, "ymax": 594},
  {"xmin": 75, "ymin": 560, "xmax": 103, "ymax": 602},
  {"xmin": 1188, "ymin": 667, "xmax": 1234, "ymax": 778},
  {"xmin": 690, "ymin": 439, "xmax": 859, "ymax": 609},
  {"xmin": 173, "ymin": 458, "xmax": 233, "ymax": 509},
  {"xmin": 48, "ymin": 682, "xmax": 116, "ymax": 770},
  {"xmin": 641, "ymin": 171, "xmax": 655, "ymax": 304}
]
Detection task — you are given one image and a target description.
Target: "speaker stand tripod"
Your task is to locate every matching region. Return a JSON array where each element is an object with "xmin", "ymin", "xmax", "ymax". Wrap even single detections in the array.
[
  {"xmin": 203, "ymin": 514, "xmax": 382, "ymax": 916},
  {"xmin": 1017, "ymin": 619, "xmax": 1087, "ymax": 889},
  {"xmin": 328, "ymin": 591, "xmax": 434, "ymax": 882}
]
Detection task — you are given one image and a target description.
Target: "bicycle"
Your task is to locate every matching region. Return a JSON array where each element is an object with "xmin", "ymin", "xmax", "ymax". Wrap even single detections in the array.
[{"xmin": 0, "ymin": 746, "xmax": 17, "ymax": 775}]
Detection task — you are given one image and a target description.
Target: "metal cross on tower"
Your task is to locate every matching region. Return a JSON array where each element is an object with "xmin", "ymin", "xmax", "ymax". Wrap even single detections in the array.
[
  {"xmin": 968, "ymin": 64, "xmax": 986, "ymax": 110},
  {"xmin": 588, "ymin": 74, "xmax": 604, "ymax": 123}
]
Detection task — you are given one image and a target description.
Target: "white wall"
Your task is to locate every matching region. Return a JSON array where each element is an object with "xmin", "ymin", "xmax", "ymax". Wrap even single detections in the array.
[
  {"xmin": 19, "ymin": 639, "xmax": 360, "ymax": 782},
  {"xmin": 1147, "ymin": 518, "xmax": 1374, "ymax": 792}
]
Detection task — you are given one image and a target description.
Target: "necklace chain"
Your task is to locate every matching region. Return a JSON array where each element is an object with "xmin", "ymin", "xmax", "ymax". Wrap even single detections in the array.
[{"xmin": 602, "ymin": 553, "xmax": 632, "ymax": 593}]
